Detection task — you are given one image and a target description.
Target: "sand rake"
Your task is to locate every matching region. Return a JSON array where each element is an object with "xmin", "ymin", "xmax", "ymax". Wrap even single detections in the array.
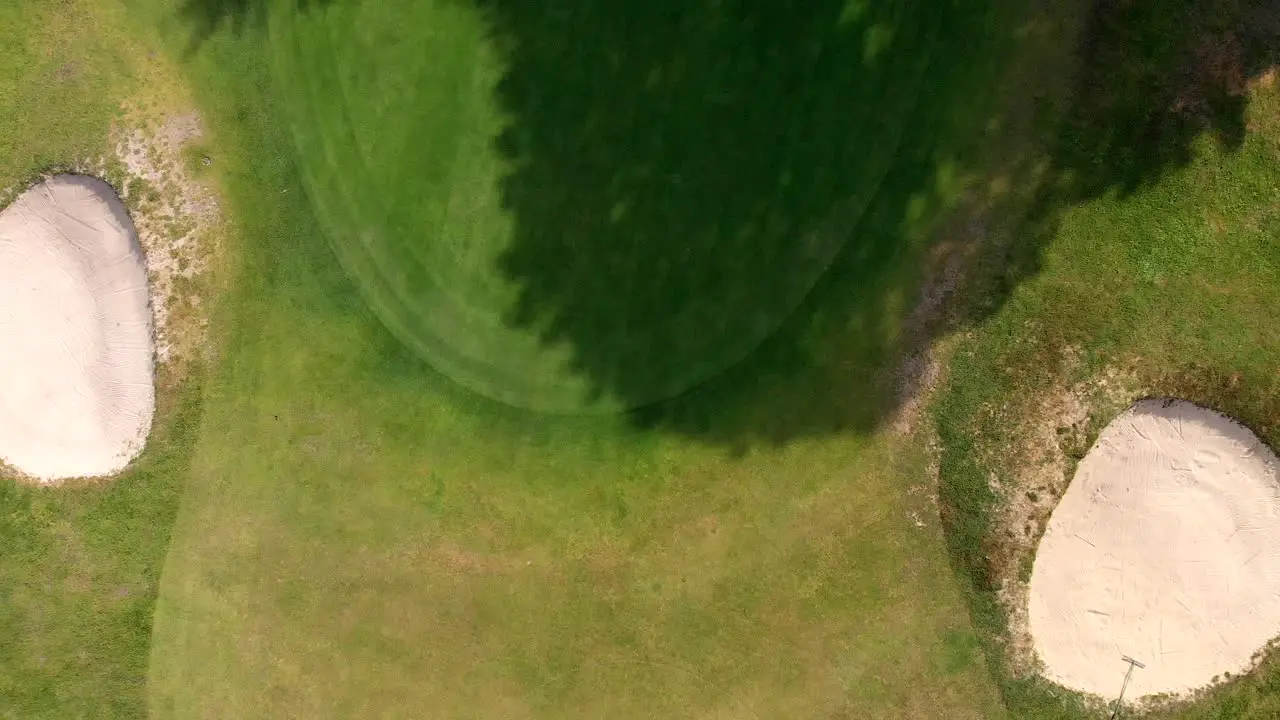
[{"xmin": 1109, "ymin": 655, "xmax": 1146, "ymax": 719}]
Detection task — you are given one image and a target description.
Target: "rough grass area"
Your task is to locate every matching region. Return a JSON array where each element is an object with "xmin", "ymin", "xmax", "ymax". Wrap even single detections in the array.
[
  {"xmin": 934, "ymin": 0, "xmax": 1280, "ymax": 716},
  {"xmin": 0, "ymin": 386, "xmax": 202, "ymax": 719},
  {"xmin": 0, "ymin": 1, "xmax": 144, "ymax": 717},
  {"xmin": 0, "ymin": 2, "xmax": 124, "ymax": 185}
]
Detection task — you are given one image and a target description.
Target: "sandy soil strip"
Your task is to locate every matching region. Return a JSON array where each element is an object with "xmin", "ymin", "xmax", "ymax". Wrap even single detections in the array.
[
  {"xmin": 1028, "ymin": 399, "xmax": 1280, "ymax": 700},
  {"xmin": 0, "ymin": 175, "xmax": 154, "ymax": 481}
]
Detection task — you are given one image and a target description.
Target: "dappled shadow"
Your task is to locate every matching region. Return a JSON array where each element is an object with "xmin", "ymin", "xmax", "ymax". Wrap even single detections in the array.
[
  {"xmin": 601, "ymin": 0, "xmax": 1278, "ymax": 446},
  {"xmin": 1054, "ymin": 0, "xmax": 1279, "ymax": 200}
]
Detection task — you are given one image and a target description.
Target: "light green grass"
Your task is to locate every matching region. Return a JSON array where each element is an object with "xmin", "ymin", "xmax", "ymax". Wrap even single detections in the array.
[{"xmin": 0, "ymin": 2, "xmax": 125, "ymax": 186}]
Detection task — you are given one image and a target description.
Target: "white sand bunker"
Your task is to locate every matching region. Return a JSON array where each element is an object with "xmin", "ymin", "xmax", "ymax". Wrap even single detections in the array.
[
  {"xmin": 1029, "ymin": 399, "xmax": 1280, "ymax": 699},
  {"xmin": 0, "ymin": 176, "xmax": 155, "ymax": 481}
]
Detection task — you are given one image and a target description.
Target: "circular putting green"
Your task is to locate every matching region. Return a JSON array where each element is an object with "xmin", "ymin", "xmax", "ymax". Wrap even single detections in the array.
[{"xmin": 270, "ymin": 0, "xmax": 942, "ymax": 413}]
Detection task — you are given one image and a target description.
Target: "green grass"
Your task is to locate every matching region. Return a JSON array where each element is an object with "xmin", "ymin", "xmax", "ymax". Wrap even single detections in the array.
[
  {"xmin": 0, "ymin": 2, "xmax": 127, "ymax": 187},
  {"xmin": 0, "ymin": 388, "xmax": 202, "ymax": 720},
  {"xmin": 4, "ymin": 0, "xmax": 1276, "ymax": 717},
  {"xmin": 124, "ymin": 0, "xmax": 1095, "ymax": 712},
  {"xmin": 270, "ymin": 0, "xmax": 975, "ymax": 414},
  {"xmin": 140, "ymin": 0, "xmax": 1039, "ymax": 715}
]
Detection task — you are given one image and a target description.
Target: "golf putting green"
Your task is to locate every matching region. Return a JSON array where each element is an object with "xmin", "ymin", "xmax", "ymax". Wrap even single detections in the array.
[{"xmin": 270, "ymin": 0, "xmax": 940, "ymax": 412}]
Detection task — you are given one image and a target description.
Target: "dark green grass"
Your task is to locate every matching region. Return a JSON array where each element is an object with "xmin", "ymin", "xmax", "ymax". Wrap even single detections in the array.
[
  {"xmin": 934, "ymin": 0, "xmax": 1280, "ymax": 716},
  {"xmin": 268, "ymin": 0, "xmax": 1036, "ymax": 420}
]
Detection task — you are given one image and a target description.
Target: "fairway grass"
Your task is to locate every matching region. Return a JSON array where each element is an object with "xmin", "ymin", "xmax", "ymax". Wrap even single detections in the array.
[{"xmin": 141, "ymin": 0, "xmax": 1048, "ymax": 717}]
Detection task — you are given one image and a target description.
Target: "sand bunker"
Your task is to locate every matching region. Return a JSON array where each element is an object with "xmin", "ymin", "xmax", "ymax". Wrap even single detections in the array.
[
  {"xmin": 1029, "ymin": 399, "xmax": 1280, "ymax": 699},
  {"xmin": 0, "ymin": 176, "xmax": 155, "ymax": 481}
]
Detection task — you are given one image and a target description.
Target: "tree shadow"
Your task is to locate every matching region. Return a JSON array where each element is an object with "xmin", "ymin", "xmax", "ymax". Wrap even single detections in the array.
[
  {"xmin": 474, "ymin": 0, "xmax": 1026, "ymax": 442},
  {"xmin": 1054, "ymin": 0, "xmax": 1278, "ymax": 201},
  {"xmin": 177, "ymin": 0, "xmax": 333, "ymax": 52},
  {"xmin": 175, "ymin": 0, "xmax": 1278, "ymax": 449},
  {"xmin": 993, "ymin": 0, "xmax": 1280, "ymax": 292}
]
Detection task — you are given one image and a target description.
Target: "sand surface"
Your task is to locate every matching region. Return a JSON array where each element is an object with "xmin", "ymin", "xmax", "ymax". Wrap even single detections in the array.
[
  {"xmin": 1029, "ymin": 399, "xmax": 1280, "ymax": 699},
  {"xmin": 0, "ymin": 176, "xmax": 154, "ymax": 481}
]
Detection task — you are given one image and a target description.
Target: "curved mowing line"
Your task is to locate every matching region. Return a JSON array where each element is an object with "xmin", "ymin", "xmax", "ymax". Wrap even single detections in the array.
[
  {"xmin": 270, "ymin": 3, "xmax": 595, "ymax": 410},
  {"xmin": 270, "ymin": 0, "xmax": 944, "ymax": 414}
]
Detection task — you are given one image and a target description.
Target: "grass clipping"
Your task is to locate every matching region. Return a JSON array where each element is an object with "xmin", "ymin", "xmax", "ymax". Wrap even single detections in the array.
[{"xmin": 1028, "ymin": 399, "xmax": 1280, "ymax": 700}]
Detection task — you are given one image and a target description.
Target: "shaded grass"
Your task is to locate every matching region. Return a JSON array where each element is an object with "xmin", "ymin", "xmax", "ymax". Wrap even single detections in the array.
[
  {"xmin": 240, "ymin": 0, "xmax": 1278, "ymax": 449},
  {"xmin": 271, "ymin": 0, "xmax": 969, "ymax": 415}
]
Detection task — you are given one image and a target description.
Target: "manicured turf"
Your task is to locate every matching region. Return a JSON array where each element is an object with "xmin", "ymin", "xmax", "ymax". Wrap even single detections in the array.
[
  {"xmin": 144, "ymin": 0, "xmax": 1032, "ymax": 716},
  {"xmin": 272, "ymin": 0, "xmax": 961, "ymax": 413}
]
